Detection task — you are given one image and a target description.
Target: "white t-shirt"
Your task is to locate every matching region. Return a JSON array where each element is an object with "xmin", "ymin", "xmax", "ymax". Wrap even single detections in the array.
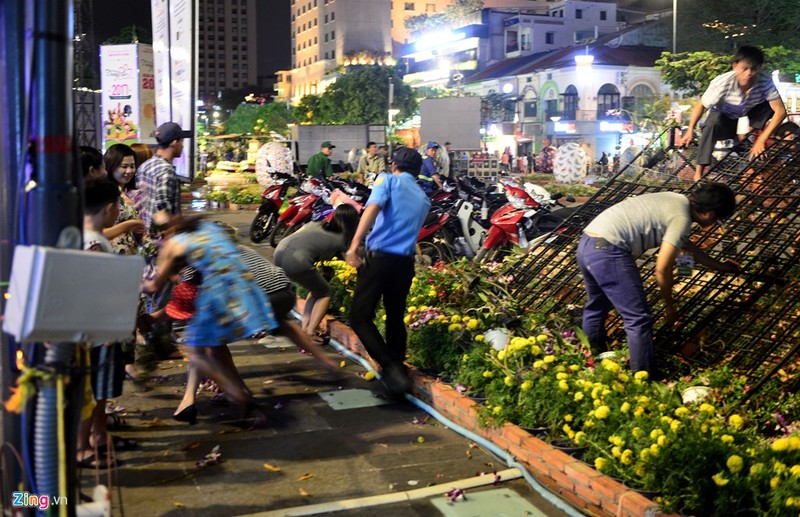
[
  {"xmin": 583, "ymin": 192, "xmax": 692, "ymax": 257},
  {"xmin": 83, "ymin": 229, "xmax": 113, "ymax": 253}
]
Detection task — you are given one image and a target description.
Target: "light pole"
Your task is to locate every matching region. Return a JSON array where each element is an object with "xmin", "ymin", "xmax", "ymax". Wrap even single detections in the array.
[
  {"xmin": 672, "ymin": 0, "xmax": 677, "ymax": 54},
  {"xmin": 549, "ymin": 116, "xmax": 561, "ymax": 146}
]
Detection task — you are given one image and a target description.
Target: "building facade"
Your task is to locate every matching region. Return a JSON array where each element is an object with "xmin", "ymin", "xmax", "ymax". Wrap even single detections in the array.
[{"xmin": 197, "ymin": 0, "xmax": 258, "ymax": 105}]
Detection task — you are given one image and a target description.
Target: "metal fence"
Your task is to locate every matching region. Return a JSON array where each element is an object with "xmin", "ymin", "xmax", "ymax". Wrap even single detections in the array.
[{"xmin": 504, "ymin": 128, "xmax": 800, "ymax": 394}]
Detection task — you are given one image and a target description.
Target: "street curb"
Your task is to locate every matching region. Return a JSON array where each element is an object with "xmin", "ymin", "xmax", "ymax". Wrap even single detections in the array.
[{"xmin": 309, "ymin": 307, "xmax": 676, "ymax": 517}]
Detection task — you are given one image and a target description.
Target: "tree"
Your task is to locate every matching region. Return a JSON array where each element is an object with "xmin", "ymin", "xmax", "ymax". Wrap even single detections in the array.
[
  {"xmin": 656, "ymin": 47, "xmax": 800, "ymax": 96},
  {"xmin": 102, "ymin": 25, "xmax": 152, "ymax": 45},
  {"xmin": 222, "ymin": 102, "xmax": 295, "ymax": 137},
  {"xmin": 216, "ymin": 85, "xmax": 266, "ymax": 112},
  {"xmin": 316, "ymin": 66, "xmax": 417, "ymax": 125},
  {"xmin": 294, "ymin": 95, "xmax": 323, "ymax": 124}
]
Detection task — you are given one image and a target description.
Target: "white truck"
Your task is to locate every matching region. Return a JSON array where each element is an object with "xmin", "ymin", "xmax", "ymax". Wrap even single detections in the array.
[{"xmin": 290, "ymin": 124, "xmax": 386, "ymax": 173}]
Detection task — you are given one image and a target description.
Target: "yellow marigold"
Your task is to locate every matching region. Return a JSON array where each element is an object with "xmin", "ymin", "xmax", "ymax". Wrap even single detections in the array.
[
  {"xmin": 569, "ymin": 364, "xmax": 580, "ymax": 372},
  {"xmin": 620, "ymin": 449, "xmax": 633, "ymax": 465},
  {"xmin": 594, "ymin": 457, "xmax": 607, "ymax": 470},
  {"xmin": 564, "ymin": 414, "xmax": 573, "ymax": 422},
  {"xmin": 640, "ymin": 449, "xmax": 650, "ymax": 461},
  {"xmin": 699, "ymin": 403, "xmax": 716, "ymax": 414},
  {"xmin": 556, "ymin": 372, "xmax": 568, "ymax": 380},
  {"xmin": 530, "ymin": 345, "xmax": 542, "ymax": 355},
  {"xmin": 670, "ymin": 420, "xmax": 682, "ymax": 433},
  {"xmin": 595, "ymin": 405, "xmax": 611, "ymax": 419},
  {"xmin": 462, "ymin": 354, "xmax": 469, "ymax": 362},
  {"xmin": 633, "ymin": 406, "xmax": 645, "ymax": 417},
  {"xmin": 650, "ymin": 429, "xmax": 664, "ymax": 440},
  {"xmin": 404, "ymin": 316, "xmax": 411, "ymax": 325},
  {"xmin": 674, "ymin": 407, "xmax": 690, "ymax": 417},
  {"xmin": 600, "ymin": 358, "xmax": 620, "ymax": 372},
  {"xmin": 632, "ymin": 427, "xmax": 643, "ymax": 439},
  {"xmin": 634, "ymin": 462, "xmax": 645, "ymax": 477},
  {"xmin": 520, "ymin": 380, "xmax": 533, "ymax": 391},
  {"xmin": 634, "ymin": 370, "xmax": 649, "ymax": 381},
  {"xmin": 790, "ymin": 465, "xmax": 800, "ymax": 477},
  {"xmin": 611, "ymin": 446, "xmax": 622, "ymax": 458},
  {"xmin": 448, "ymin": 323, "xmax": 461, "ymax": 332},
  {"xmin": 475, "ymin": 334, "xmax": 485, "ymax": 342},
  {"xmin": 428, "ymin": 290, "xmax": 437, "ymax": 297},
  {"xmin": 533, "ymin": 360, "xmax": 545, "ymax": 369},
  {"xmin": 482, "ymin": 370, "xmax": 494, "ymax": 378},
  {"xmin": 727, "ymin": 455, "xmax": 744, "ymax": 473},
  {"xmin": 770, "ymin": 477, "xmax": 781, "ymax": 489},
  {"xmin": 583, "ymin": 419, "xmax": 594, "ymax": 428},
  {"xmin": 510, "ymin": 337, "xmax": 528, "ymax": 349},
  {"xmin": 574, "ymin": 431, "xmax": 586, "ymax": 444},
  {"xmin": 504, "ymin": 375, "xmax": 514, "ymax": 387},
  {"xmin": 450, "ymin": 315, "xmax": 461, "ymax": 323},
  {"xmin": 563, "ymin": 424, "xmax": 572, "ymax": 435},
  {"xmin": 617, "ymin": 373, "xmax": 630, "ymax": 383},
  {"xmin": 593, "ymin": 399, "xmax": 603, "ymax": 408},
  {"xmin": 558, "ymin": 379, "xmax": 569, "ymax": 391},
  {"xmin": 637, "ymin": 395, "xmax": 650, "ymax": 405},
  {"xmin": 660, "ymin": 416, "xmax": 674, "ymax": 425},
  {"xmin": 602, "ymin": 389, "xmax": 611, "ymax": 397},
  {"xmin": 436, "ymin": 314, "xmax": 447, "ymax": 321},
  {"xmin": 497, "ymin": 349, "xmax": 507, "ymax": 360},
  {"xmin": 492, "ymin": 405, "xmax": 502, "ymax": 415},
  {"xmin": 728, "ymin": 414, "xmax": 744, "ymax": 430},
  {"xmin": 712, "ymin": 473, "xmax": 729, "ymax": 486},
  {"xmin": 620, "ymin": 402, "xmax": 631, "ymax": 414},
  {"xmin": 649, "ymin": 444, "xmax": 660, "ymax": 456},
  {"xmin": 721, "ymin": 434, "xmax": 734, "ymax": 444},
  {"xmin": 543, "ymin": 355, "xmax": 556, "ymax": 364},
  {"xmin": 536, "ymin": 334, "xmax": 549, "ymax": 343},
  {"xmin": 750, "ymin": 463, "xmax": 764, "ymax": 476},
  {"xmin": 772, "ymin": 436, "xmax": 800, "ymax": 452},
  {"xmin": 591, "ymin": 387, "xmax": 602, "ymax": 400},
  {"xmin": 466, "ymin": 319, "xmax": 478, "ymax": 330},
  {"xmin": 701, "ymin": 424, "xmax": 709, "ymax": 433},
  {"xmin": 608, "ymin": 435, "xmax": 624, "ymax": 447},
  {"xmin": 773, "ymin": 461, "xmax": 787, "ymax": 474},
  {"xmin": 787, "ymin": 497, "xmax": 800, "ymax": 508},
  {"xmin": 574, "ymin": 392, "xmax": 584, "ymax": 402},
  {"xmin": 657, "ymin": 435, "xmax": 668, "ymax": 447}
]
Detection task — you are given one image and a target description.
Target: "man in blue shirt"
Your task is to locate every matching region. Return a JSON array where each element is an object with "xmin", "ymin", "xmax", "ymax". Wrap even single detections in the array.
[
  {"xmin": 419, "ymin": 142, "xmax": 443, "ymax": 193},
  {"xmin": 345, "ymin": 147, "xmax": 431, "ymax": 398}
]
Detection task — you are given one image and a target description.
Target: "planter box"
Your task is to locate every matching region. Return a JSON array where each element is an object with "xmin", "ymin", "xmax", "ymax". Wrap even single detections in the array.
[
  {"xmin": 228, "ymin": 203, "xmax": 260, "ymax": 211},
  {"xmin": 300, "ymin": 298, "xmax": 675, "ymax": 517}
]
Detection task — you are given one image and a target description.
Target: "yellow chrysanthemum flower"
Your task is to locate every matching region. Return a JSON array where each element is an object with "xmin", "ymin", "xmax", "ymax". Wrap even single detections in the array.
[
  {"xmin": 504, "ymin": 376, "xmax": 515, "ymax": 387},
  {"xmin": 475, "ymin": 334, "xmax": 485, "ymax": 342},
  {"xmin": 595, "ymin": 405, "xmax": 611, "ymax": 419},
  {"xmin": 633, "ymin": 406, "xmax": 644, "ymax": 417},
  {"xmin": 699, "ymin": 403, "xmax": 716, "ymax": 414},
  {"xmin": 620, "ymin": 449, "xmax": 633, "ymax": 465},
  {"xmin": 728, "ymin": 414, "xmax": 744, "ymax": 430},
  {"xmin": 558, "ymin": 379, "xmax": 569, "ymax": 391},
  {"xmin": 727, "ymin": 455, "xmax": 744, "ymax": 473},
  {"xmin": 712, "ymin": 473, "xmax": 729, "ymax": 486},
  {"xmin": 497, "ymin": 350, "xmax": 506, "ymax": 360},
  {"xmin": 530, "ymin": 345, "xmax": 542, "ymax": 355},
  {"xmin": 674, "ymin": 407, "xmax": 690, "ymax": 417},
  {"xmin": 450, "ymin": 315, "xmax": 461, "ymax": 323},
  {"xmin": 466, "ymin": 319, "xmax": 478, "ymax": 330},
  {"xmin": 564, "ymin": 414, "xmax": 573, "ymax": 422},
  {"xmin": 749, "ymin": 463, "xmax": 764, "ymax": 476},
  {"xmin": 574, "ymin": 392, "xmax": 584, "ymax": 402},
  {"xmin": 770, "ymin": 477, "xmax": 781, "ymax": 489},
  {"xmin": 620, "ymin": 402, "xmax": 631, "ymax": 413},
  {"xmin": 634, "ymin": 370, "xmax": 649, "ymax": 381},
  {"xmin": 574, "ymin": 431, "xmax": 586, "ymax": 444},
  {"xmin": 520, "ymin": 380, "xmax": 532, "ymax": 391},
  {"xmin": 721, "ymin": 434, "xmax": 734, "ymax": 444},
  {"xmin": 448, "ymin": 323, "xmax": 461, "ymax": 332},
  {"xmin": 594, "ymin": 457, "xmax": 607, "ymax": 470},
  {"xmin": 482, "ymin": 370, "xmax": 493, "ymax": 378},
  {"xmin": 533, "ymin": 360, "xmax": 545, "ymax": 369},
  {"xmin": 556, "ymin": 372, "xmax": 568, "ymax": 380},
  {"xmin": 670, "ymin": 420, "xmax": 682, "ymax": 433},
  {"xmin": 536, "ymin": 334, "xmax": 549, "ymax": 343},
  {"xmin": 608, "ymin": 435, "xmax": 624, "ymax": 447},
  {"xmin": 543, "ymin": 355, "xmax": 556, "ymax": 364},
  {"xmin": 492, "ymin": 405, "xmax": 502, "ymax": 415}
]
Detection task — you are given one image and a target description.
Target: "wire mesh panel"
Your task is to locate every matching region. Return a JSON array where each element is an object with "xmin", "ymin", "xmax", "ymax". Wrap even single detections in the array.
[{"xmin": 505, "ymin": 130, "xmax": 800, "ymax": 386}]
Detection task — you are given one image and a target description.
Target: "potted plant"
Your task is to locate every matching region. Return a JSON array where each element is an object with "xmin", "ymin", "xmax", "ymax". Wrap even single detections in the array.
[{"xmin": 205, "ymin": 189, "xmax": 229, "ymax": 209}]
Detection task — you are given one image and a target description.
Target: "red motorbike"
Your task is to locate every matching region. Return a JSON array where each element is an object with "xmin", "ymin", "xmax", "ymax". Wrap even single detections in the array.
[
  {"xmin": 267, "ymin": 178, "xmax": 324, "ymax": 247},
  {"xmin": 474, "ymin": 182, "xmax": 574, "ymax": 263},
  {"xmin": 415, "ymin": 207, "xmax": 451, "ymax": 266},
  {"xmin": 249, "ymin": 172, "xmax": 298, "ymax": 243}
]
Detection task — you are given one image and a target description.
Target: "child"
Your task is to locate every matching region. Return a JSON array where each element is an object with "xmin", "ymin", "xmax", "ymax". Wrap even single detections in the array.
[{"xmin": 79, "ymin": 178, "xmax": 134, "ymax": 469}]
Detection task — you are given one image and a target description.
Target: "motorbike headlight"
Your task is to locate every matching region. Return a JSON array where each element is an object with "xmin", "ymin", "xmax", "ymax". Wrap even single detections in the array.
[{"xmin": 510, "ymin": 195, "xmax": 527, "ymax": 209}]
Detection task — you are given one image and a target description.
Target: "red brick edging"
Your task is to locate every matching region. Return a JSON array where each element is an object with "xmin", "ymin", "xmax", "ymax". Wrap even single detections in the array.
[{"xmin": 310, "ymin": 304, "xmax": 673, "ymax": 517}]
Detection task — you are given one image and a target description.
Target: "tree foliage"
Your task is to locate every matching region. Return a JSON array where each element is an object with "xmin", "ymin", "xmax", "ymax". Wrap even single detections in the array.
[
  {"xmin": 656, "ymin": 46, "xmax": 800, "ymax": 96},
  {"xmin": 222, "ymin": 102, "xmax": 294, "ymax": 137},
  {"xmin": 676, "ymin": 0, "xmax": 800, "ymax": 53},
  {"xmin": 311, "ymin": 66, "xmax": 417, "ymax": 125},
  {"xmin": 102, "ymin": 25, "xmax": 152, "ymax": 45}
]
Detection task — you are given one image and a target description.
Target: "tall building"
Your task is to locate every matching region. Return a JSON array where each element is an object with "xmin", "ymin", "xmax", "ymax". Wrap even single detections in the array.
[{"xmin": 197, "ymin": 0, "xmax": 258, "ymax": 104}]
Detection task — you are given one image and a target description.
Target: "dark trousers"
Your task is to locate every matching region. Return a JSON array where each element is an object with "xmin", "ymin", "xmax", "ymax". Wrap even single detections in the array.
[
  {"xmin": 696, "ymin": 101, "xmax": 774, "ymax": 165},
  {"xmin": 576, "ymin": 235, "xmax": 654, "ymax": 374},
  {"xmin": 349, "ymin": 252, "xmax": 415, "ymax": 371}
]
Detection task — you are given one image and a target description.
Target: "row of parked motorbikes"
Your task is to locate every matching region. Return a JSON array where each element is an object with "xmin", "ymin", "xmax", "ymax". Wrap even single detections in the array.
[{"xmin": 248, "ymin": 171, "xmax": 577, "ymax": 264}]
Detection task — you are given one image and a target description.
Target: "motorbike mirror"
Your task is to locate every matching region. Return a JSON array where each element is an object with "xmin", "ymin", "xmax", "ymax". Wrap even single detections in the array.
[
  {"xmin": 551, "ymin": 193, "xmax": 563, "ymax": 200},
  {"xmin": 565, "ymin": 195, "xmax": 576, "ymax": 203}
]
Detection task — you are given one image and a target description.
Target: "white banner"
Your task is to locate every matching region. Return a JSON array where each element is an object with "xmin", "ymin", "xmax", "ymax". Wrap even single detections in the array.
[{"xmin": 100, "ymin": 44, "xmax": 140, "ymax": 150}]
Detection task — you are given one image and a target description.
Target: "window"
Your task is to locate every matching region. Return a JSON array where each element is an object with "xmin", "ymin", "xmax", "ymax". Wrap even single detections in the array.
[
  {"xmin": 597, "ymin": 83, "xmax": 621, "ymax": 118},
  {"xmin": 562, "ymin": 85, "xmax": 578, "ymax": 120},
  {"xmin": 219, "ymin": 72, "xmax": 225, "ymax": 78},
  {"xmin": 505, "ymin": 30, "xmax": 519, "ymax": 53},
  {"xmin": 545, "ymin": 32, "xmax": 555, "ymax": 44},
  {"xmin": 233, "ymin": 63, "xmax": 239, "ymax": 69},
  {"xmin": 233, "ymin": 82, "xmax": 239, "ymax": 87},
  {"xmin": 523, "ymin": 100, "xmax": 538, "ymax": 118},
  {"xmin": 324, "ymin": 14, "xmax": 328, "ymax": 22},
  {"xmin": 233, "ymin": 73, "xmax": 239, "ymax": 78},
  {"xmin": 331, "ymin": 49, "xmax": 335, "ymax": 58},
  {"xmin": 331, "ymin": 30, "xmax": 335, "ymax": 39},
  {"xmin": 324, "ymin": 33, "xmax": 328, "ymax": 42},
  {"xmin": 324, "ymin": 51, "xmax": 328, "ymax": 58},
  {"xmin": 404, "ymin": 2, "xmax": 414, "ymax": 10},
  {"xmin": 242, "ymin": 73, "xmax": 248, "ymax": 80},
  {"xmin": 314, "ymin": 36, "xmax": 317, "ymax": 44},
  {"xmin": 600, "ymin": 10, "xmax": 607, "ymax": 21},
  {"xmin": 330, "ymin": 11, "xmax": 334, "ymax": 20},
  {"xmin": 575, "ymin": 8, "xmax": 582, "ymax": 19},
  {"xmin": 314, "ymin": 18, "xmax": 317, "ymax": 26}
]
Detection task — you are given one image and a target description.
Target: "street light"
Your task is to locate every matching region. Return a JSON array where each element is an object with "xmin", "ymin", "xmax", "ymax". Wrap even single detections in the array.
[
  {"xmin": 549, "ymin": 116, "xmax": 561, "ymax": 145},
  {"xmin": 672, "ymin": 0, "xmax": 677, "ymax": 54}
]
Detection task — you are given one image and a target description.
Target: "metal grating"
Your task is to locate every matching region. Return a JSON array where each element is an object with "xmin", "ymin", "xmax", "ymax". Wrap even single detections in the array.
[{"xmin": 505, "ymin": 128, "xmax": 800, "ymax": 387}]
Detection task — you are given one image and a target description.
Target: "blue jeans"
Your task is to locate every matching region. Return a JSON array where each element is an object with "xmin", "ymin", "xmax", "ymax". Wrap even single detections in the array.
[{"xmin": 576, "ymin": 234, "xmax": 654, "ymax": 374}]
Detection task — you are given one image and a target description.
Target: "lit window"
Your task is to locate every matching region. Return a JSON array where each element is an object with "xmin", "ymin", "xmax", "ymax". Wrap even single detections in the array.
[{"xmin": 404, "ymin": 2, "xmax": 414, "ymax": 11}]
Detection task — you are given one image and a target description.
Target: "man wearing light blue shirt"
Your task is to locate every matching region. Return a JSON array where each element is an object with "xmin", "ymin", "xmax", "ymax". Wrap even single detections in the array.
[{"xmin": 345, "ymin": 147, "xmax": 430, "ymax": 398}]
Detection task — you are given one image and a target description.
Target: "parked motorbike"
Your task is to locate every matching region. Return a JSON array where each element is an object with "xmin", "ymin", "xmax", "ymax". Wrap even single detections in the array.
[
  {"xmin": 415, "ymin": 207, "xmax": 451, "ymax": 266},
  {"xmin": 249, "ymin": 171, "xmax": 298, "ymax": 243},
  {"xmin": 267, "ymin": 177, "xmax": 323, "ymax": 247},
  {"xmin": 474, "ymin": 182, "xmax": 575, "ymax": 263}
]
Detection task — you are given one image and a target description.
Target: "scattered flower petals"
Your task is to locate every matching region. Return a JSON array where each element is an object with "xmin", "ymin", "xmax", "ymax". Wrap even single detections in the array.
[
  {"xmin": 417, "ymin": 436, "xmax": 425, "ymax": 443},
  {"xmin": 465, "ymin": 450, "xmax": 472, "ymax": 459},
  {"xmin": 262, "ymin": 380, "xmax": 274, "ymax": 385},
  {"xmin": 455, "ymin": 384, "xmax": 467, "ymax": 394},
  {"xmin": 468, "ymin": 442, "xmax": 478, "ymax": 449},
  {"xmin": 273, "ymin": 402, "xmax": 284, "ymax": 410},
  {"xmin": 412, "ymin": 416, "xmax": 430, "ymax": 426},
  {"xmin": 297, "ymin": 473, "xmax": 314, "ymax": 481},
  {"xmin": 143, "ymin": 418, "xmax": 167, "ymax": 428},
  {"xmin": 195, "ymin": 445, "xmax": 222, "ymax": 468},
  {"xmin": 446, "ymin": 488, "xmax": 467, "ymax": 502},
  {"xmin": 363, "ymin": 371, "xmax": 376, "ymax": 381},
  {"xmin": 340, "ymin": 360, "xmax": 347, "ymax": 368},
  {"xmin": 298, "ymin": 488, "xmax": 310, "ymax": 497},
  {"xmin": 180, "ymin": 442, "xmax": 200, "ymax": 451},
  {"xmin": 263, "ymin": 463, "xmax": 282, "ymax": 472},
  {"xmin": 407, "ymin": 480, "xmax": 419, "ymax": 486},
  {"xmin": 174, "ymin": 502, "xmax": 185, "ymax": 508}
]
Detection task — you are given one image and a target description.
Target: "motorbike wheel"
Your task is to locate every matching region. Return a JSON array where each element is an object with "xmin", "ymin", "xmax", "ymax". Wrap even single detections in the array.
[
  {"xmin": 268, "ymin": 220, "xmax": 300, "ymax": 248},
  {"xmin": 250, "ymin": 210, "xmax": 277, "ymax": 243},
  {"xmin": 416, "ymin": 239, "xmax": 447, "ymax": 267}
]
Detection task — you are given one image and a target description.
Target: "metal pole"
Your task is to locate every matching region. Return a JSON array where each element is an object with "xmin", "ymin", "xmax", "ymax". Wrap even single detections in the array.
[
  {"xmin": 387, "ymin": 77, "xmax": 394, "ymax": 157},
  {"xmin": 672, "ymin": 0, "xmax": 677, "ymax": 54}
]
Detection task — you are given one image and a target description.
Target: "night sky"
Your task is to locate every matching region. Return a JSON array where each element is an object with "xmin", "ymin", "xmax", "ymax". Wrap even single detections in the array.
[{"xmin": 91, "ymin": 0, "xmax": 291, "ymax": 80}]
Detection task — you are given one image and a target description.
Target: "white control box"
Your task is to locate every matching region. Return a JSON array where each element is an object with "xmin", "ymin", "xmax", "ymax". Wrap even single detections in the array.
[{"xmin": 3, "ymin": 245, "xmax": 145, "ymax": 343}]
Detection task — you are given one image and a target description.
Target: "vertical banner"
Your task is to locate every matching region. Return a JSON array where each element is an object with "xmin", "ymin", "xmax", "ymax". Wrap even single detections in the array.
[
  {"xmin": 100, "ymin": 44, "xmax": 140, "ymax": 150},
  {"xmin": 138, "ymin": 45, "xmax": 157, "ymax": 145},
  {"xmin": 150, "ymin": 0, "xmax": 195, "ymax": 180}
]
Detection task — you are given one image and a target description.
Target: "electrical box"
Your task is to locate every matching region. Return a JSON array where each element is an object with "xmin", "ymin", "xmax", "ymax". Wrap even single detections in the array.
[{"xmin": 3, "ymin": 246, "xmax": 144, "ymax": 343}]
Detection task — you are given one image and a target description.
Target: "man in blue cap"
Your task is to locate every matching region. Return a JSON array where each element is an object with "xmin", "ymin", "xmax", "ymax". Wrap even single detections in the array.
[
  {"xmin": 138, "ymin": 121, "xmax": 192, "ymax": 234},
  {"xmin": 307, "ymin": 141, "xmax": 335, "ymax": 179},
  {"xmin": 345, "ymin": 147, "xmax": 431, "ymax": 398},
  {"xmin": 418, "ymin": 142, "xmax": 443, "ymax": 193}
]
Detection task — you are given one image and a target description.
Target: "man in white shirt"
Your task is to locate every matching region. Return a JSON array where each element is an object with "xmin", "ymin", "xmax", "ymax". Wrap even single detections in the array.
[{"xmin": 676, "ymin": 46, "xmax": 787, "ymax": 181}]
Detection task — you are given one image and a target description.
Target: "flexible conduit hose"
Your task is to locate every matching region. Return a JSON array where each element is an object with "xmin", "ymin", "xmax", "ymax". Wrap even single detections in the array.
[{"xmin": 325, "ymin": 335, "xmax": 584, "ymax": 517}]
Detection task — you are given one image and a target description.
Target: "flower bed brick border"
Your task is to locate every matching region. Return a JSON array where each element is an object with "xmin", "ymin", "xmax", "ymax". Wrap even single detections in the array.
[{"xmin": 313, "ymin": 306, "xmax": 676, "ymax": 517}]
